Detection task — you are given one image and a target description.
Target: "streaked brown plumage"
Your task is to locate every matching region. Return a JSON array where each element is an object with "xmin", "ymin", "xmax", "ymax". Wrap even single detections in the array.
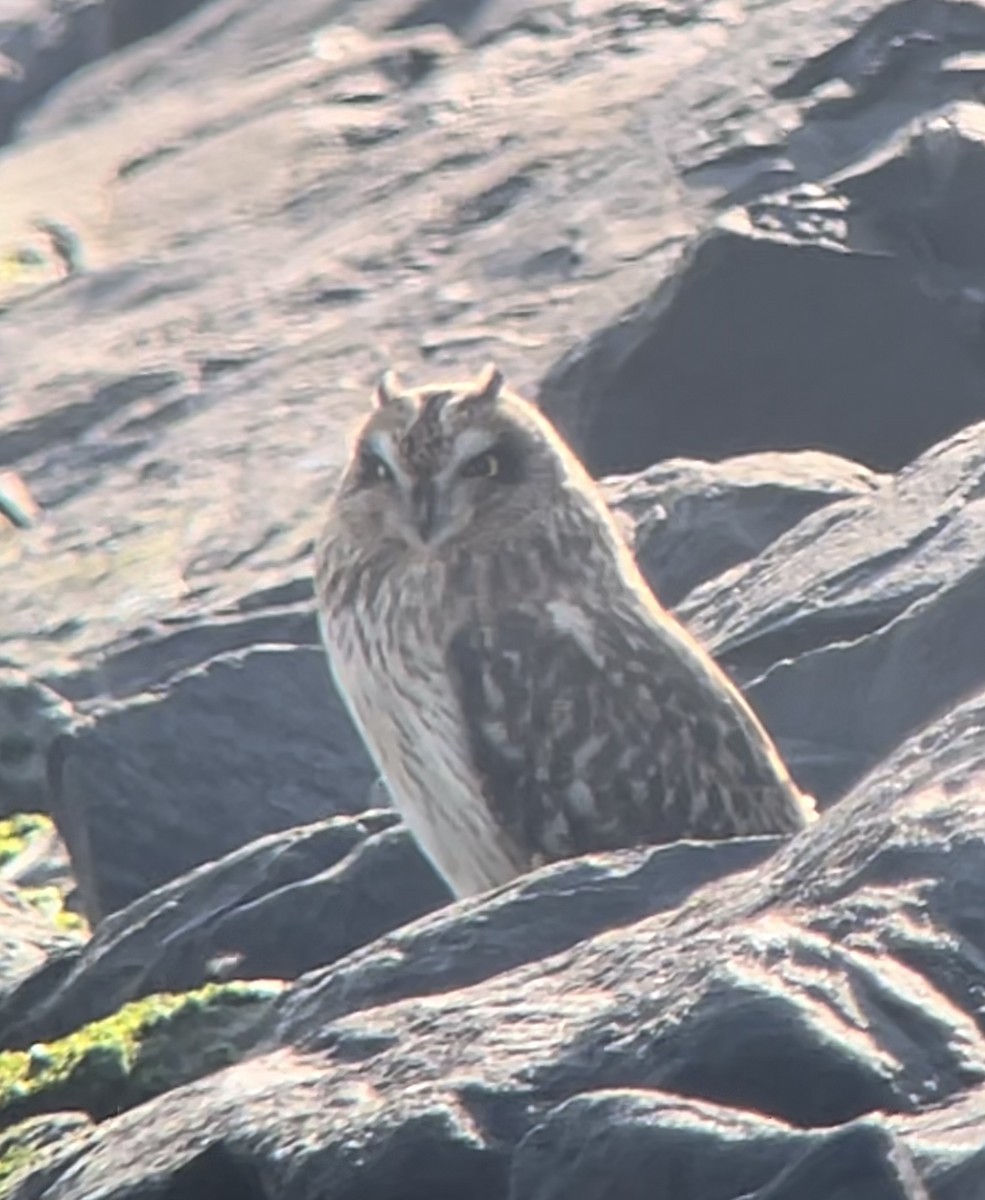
[{"xmin": 314, "ymin": 364, "xmax": 815, "ymax": 897}]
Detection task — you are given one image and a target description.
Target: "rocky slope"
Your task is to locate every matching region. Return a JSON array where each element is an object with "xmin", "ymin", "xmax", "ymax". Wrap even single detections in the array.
[{"xmin": 2, "ymin": 0, "xmax": 985, "ymax": 1195}]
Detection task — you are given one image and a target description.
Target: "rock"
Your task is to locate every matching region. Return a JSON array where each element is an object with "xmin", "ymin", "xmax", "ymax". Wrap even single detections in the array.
[
  {"xmin": 509, "ymin": 1090, "xmax": 813, "ymax": 1200},
  {"xmin": 541, "ymin": 163, "xmax": 985, "ymax": 477},
  {"xmin": 0, "ymin": 1112, "xmax": 93, "ymax": 1194},
  {"xmin": 680, "ymin": 421, "xmax": 985, "ymax": 803},
  {"xmin": 0, "ymin": 979, "xmax": 284, "ymax": 1131},
  {"xmin": 0, "ymin": 810, "xmax": 450, "ymax": 1049},
  {"xmin": 10, "ymin": 684, "xmax": 985, "ymax": 1198},
  {"xmin": 0, "ymin": 813, "xmax": 73, "ymax": 893},
  {"xmin": 602, "ymin": 450, "xmax": 881, "ymax": 607},
  {"xmin": 834, "ymin": 101, "xmax": 985, "ymax": 275},
  {"xmin": 30, "ymin": 219, "xmax": 83, "ymax": 279},
  {"xmin": 5, "ymin": 0, "xmax": 985, "ymax": 1194},
  {"xmin": 0, "ymin": 2, "xmax": 110, "ymax": 148},
  {"xmin": 275, "ymin": 834, "xmax": 783, "ymax": 1046},
  {"xmin": 51, "ymin": 586, "xmax": 320, "ymax": 705},
  {"xmin": 0, "ymin": 886, "xmax": 75, "ymax": 1001},
  {"xmin": 0, "ymin": 1, "xmax": 220, "ymax": 149},
  {"xmin": 47, "ymin": 644, "xmax": 375, "ymax": 920},
  {"xmin": 0, "ymin": 669, "xmax": 76, "ymax": 817},
  {"xmin": 742, "ymin": 1123, "xmax": 930, "ymax": 1200},
  {"xmin": 509, "ymin": 1093, "xmax": 929, "ymax": 1200},
  {"xmin": 5, "ymin": 0, "xmax": 983, "ymax": 687}
]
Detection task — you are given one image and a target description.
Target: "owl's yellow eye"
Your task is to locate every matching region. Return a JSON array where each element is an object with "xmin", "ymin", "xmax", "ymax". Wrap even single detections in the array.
[
  {"xmin": 359, "ymin": 451, "xmax": 394, "ymax": 485},
  {"xmin": 460, "ymin": 450, "xmax": 500, "ymax": 479}
]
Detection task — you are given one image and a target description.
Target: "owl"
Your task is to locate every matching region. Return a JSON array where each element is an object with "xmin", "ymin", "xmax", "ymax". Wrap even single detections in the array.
[{"xmin": 314, "ymin": 364, "xmax": 815, "ymax": 898}]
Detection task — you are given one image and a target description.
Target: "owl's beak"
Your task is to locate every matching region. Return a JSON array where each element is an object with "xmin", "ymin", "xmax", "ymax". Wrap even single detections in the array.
[{"xmin": 410, "ymin": 479, "xmax": 439, "ymax": 542}]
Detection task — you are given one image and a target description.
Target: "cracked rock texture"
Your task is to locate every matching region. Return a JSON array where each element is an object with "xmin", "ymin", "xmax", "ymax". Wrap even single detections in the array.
[{"xmin": 2, "ymin": 0, "xmax": 985, "ymax": 1195}]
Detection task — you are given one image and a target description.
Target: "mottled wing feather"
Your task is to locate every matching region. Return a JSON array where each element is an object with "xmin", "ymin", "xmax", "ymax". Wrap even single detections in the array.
[{"xmin": 447, "ymin": 606, "xmax": 802, "ymax": 867}]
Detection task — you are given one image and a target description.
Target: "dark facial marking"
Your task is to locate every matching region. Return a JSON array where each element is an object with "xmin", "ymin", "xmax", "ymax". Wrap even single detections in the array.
[
  {"xmin": 354, "ymin": 446, "xmax": 394, "ymax": 489},
  {"xmin": 410, "ymin": 477, "xmax": 438, "ymax": 541},
  {"xmin": 461, "ymin": 431, "xmax": 527, "ymax": 485},
  {"xmin": 399, "ymin": 390, "xmax": 454, "ymax": 475}
]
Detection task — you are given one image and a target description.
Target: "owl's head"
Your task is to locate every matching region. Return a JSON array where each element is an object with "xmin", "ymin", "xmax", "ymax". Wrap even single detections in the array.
[{"xmin": 330, "ymin": 363, "xmax": 592, "ymax": 553}]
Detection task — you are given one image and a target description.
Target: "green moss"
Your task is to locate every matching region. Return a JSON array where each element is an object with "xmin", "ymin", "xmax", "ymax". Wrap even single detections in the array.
[
  {"xmin": 18, "ymin": 886, "xmax": 89, "ymax": 937},
  {"xmin": 0, "ymin": 814, "xmax": 51, "ymax": 869},
  {"xmin": 0, "ymin": 1136, "xmax": 35, "ymax": 1189},
  {"xmin": 0, "ymin": 814, "xmax": 89, "ymax": 941},
  {"xmin": 0, "ymin": 980, "xmax": 283, "ymax": 1129},
  {"xmin": 0, "ymin": 1112, "xmax": 91, "ymax": 1190}
]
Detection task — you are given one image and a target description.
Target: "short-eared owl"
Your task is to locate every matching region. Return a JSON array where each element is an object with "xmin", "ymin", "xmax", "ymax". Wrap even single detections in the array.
[{"xmin": 314, "ymin": 365, "xmax": 815, "ymax": 897}]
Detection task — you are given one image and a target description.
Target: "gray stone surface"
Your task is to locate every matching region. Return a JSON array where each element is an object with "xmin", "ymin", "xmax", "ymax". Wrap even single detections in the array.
[
  {"xmin": 46, "ymin": 642, "xmax": 376, "ymax": 920},
  {"xmin": 682, "ymin": 421, "xmax": 985, "ymax": 803},
  {"xmin": 9, "ymin": 688, "xmax": 985, "ymax": 1197},
  {"xmin": 541, "ymin": 101, "xmax": 985, "ymax": 477},
  {"xmin": 0, "ymin": 885, "xmax": 74, "ymax": 1003},
  {"xmin": 601, "ymin": 451, "xmax": 882, "ymax": 608},
  {"xmin": 0, "ymin": 667, "xmax": 76, "ymax": 817},
  {"xmin": 0, "ymin": 0, "xmax": 216, "ymax": 147},
  {"xmin": 4, "ymin": 0, "xmax": 985, "ymax": 685},
  {"xmin": 3, "ymin": 0, "xmax": 985, "ymax": 1195},
  {"xmin": 0, "ymin": 809, "xmax": 450, "ymax": 1049}
]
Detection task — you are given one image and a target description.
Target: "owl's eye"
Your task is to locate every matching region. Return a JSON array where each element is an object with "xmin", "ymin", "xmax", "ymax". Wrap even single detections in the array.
[
  {"xmin": 359, "ymin": 451, "xmax": 394, "ymax": 485},
  {"xmin": 460, "ymin": 450, "xmax": 501, "ymax": 480}
]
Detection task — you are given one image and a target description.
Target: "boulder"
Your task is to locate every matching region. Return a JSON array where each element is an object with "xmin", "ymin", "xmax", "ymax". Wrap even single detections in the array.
[
  {"xmin": 602, "ymin": 450, "xmax": 881, "ymax": 608},
  {"xmin": 0, "ymin": 810, "xmax": 450, "ymax": 1049},
  {"xmin": 0, "ymin": 1112, "xmax": 93, "ymax": 1195},
  {"xmin": 541, "ymin": 99, "xmax": 985, "ymax": 478},
  {"xmin": 5, "ymin": 0, "xmax": 985, "ymax": 1194},
  {"xmin": 0, "ymin": 1, "xmax": 220, "ymax": 149},
  {"xmin": 0, "ymin": 886, "xmax": 74, "ymax": 1001},
  {"xmin": 0, "ymin": 979, "xmax": 284, "ymax": 1132},
  {"xmin": 9, "ymin": 685, "xmax": 985, "ymax": 1198},
  {"xmin": 680, "ymin": 422, "xmax": 985, "ymax": 803},
  {"xmin": 509, "ymin": 1094, "xmax": 927, "ymax": 1200},
  {"xmin": 0, "ymin": 668, "xmax": 76, "ymax": 817},
  {"xmin": 47, "ymin": 643, "xmax": 375, "ymax": 921}
]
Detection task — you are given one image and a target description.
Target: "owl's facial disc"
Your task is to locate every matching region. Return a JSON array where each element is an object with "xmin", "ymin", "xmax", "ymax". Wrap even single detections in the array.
[
  {"xmin": 348, "ymin": 432, "xmax": 444, "ymax": 545},
  {"xmin": 351, "ymin": 425, "xmax": 533, "ymax": 547},
  {"xmin": 343, "ymin": 368, "xmax": 552, "ymax": 551}
]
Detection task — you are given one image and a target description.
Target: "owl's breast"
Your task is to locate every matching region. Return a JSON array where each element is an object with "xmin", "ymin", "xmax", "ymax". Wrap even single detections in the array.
[{"xmin": 317, "ymin": 589, "xmax": 525, "ymax": 897}]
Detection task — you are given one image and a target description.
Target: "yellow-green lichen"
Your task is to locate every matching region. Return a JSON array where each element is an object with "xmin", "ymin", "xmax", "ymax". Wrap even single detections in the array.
[
  {"xmin": 0, "ymin": 814, "xmax": 51, "ymax": 870},
  {"xmin": 0, "ymin": 980, "xmax": 283, "ymax": 1129},
  {"xmin": 18, "ymin": 886, "xmax": 89, "ymax": 937},
  {"xmin": 0, "ymin": 814, "xmax": 89, "ymax": 941},
  {"xmin": 0, "ymin": 1112, "xmax": 92, "ymax": 1191}
]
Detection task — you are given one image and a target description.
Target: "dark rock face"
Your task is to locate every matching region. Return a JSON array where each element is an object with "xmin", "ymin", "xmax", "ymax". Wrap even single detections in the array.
[
  {"xmin": 510, "ymin": 1091, "xmax": 807, "ymax": 1200},
  {"xmin": 0, "ymin": 1, "xmax": 220, "ymax": 149},
  {"xmin": 541, "ymin": 102, "xmax": 985, "ymax": 480},
  {"xmin": 48, "ymin": 643, "xmax": 375, "ymax": 921},
  {"xmin": 4, "ymin": 0, "xmax": 985, "ymax": 1194},
  {"xmin": 0, "ymin": 811, "xmax": 450, "ymax": 1050},
  {"xmin": 511, "ymin": 1100, "xmax": 936, "ymax": 1200},
  {"xmin": 680, "ymin": 422, "xmax": 985, "ymax": 804},
  {"xmin": 0, "ymin": 668, "xmax": 76, "ymax": 817},
  {"xmin": 601, "ymin": 451, "xmax": 881, "ymax": 608},
  {"xmin": 9, "ymin": 691, "xmax": 985, "ymax": 1198},
  {"xmin": 542, "ymin": 207, "xmax": 985, "ymax": 476},
  {"xmin": 741, "ymin": 1124, "xmax": 930, "ymax": 1200}
]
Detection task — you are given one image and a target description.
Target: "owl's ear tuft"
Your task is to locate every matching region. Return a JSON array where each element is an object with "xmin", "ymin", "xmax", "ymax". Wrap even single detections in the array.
[
  {"xmin": 465, "ymin": 362, "xmax": 504, "ymax": 406},
  {"xmin": 375, "ymin": 369, "xmax": 404, "ymax": 408}
]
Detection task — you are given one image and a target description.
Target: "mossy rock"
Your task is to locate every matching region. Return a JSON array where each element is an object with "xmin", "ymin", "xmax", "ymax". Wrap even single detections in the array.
[
  {"xmin": 0, "ymin": 1111, "xmax": 92, "ymax": 1191},
  {"xmin": 0, "ymin": 815, "xmax": 50, "ymax": 870},
  {"xmin": 0, "ymin": 980, "xmax": 284, "ymax": 1131},
  {"xmin": 17, "ymin": 886, "xmax": 88, "ymax": 937},
  {"xmin": 0, "ymin": 814, "xmax": 89, "ymax": 941}
]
